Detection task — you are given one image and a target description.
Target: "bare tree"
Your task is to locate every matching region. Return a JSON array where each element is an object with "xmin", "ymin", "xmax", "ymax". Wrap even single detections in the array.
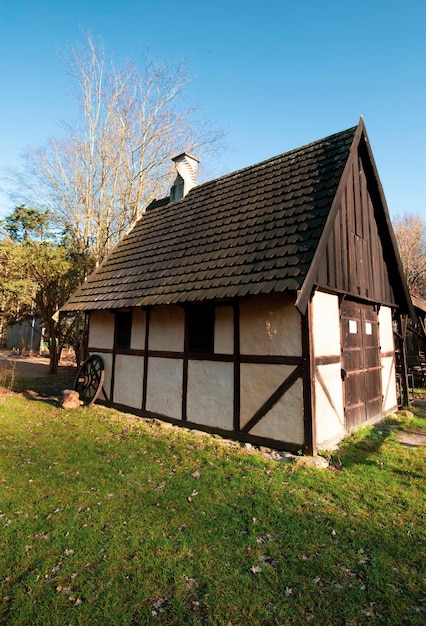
[
  {"xmin": 393, "ymin": 213, "xmax": 426, "ymax": 298},
  {"xmin": 10, "ymin": 33, "xmax": 223, "ymax": 264}
]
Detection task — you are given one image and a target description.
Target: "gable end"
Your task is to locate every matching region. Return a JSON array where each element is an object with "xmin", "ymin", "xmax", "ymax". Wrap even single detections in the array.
[{"xmin": 296, "ymin": 120, "xmax": 412, "ymax": 315}]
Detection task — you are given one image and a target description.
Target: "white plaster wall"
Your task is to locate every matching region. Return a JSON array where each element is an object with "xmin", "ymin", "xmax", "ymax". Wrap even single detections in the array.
[
  {"xmin": 131, "ymin": 308, "xmax": 146, "ymax": 350},
  {"xmin": 379, "ymin": 306, "xmax": 397, "ymax": 412},
  {"xmin": 214, "ymin": 306, "xmax": 234, "ymax": 354},
  {"xmin": 250, "ymin": 380, "xmax": 304, "ymax": 444},
  {"xmin": 90, "ymin": 351, "xmax": 113, "ymax": 401},
  {"xmin": 239, "ymin": 293, "xmax": 301, "ymax": 356},
  {"xmin": 311, "ymin": 291, "xmax": 345, "ymax": 448},
  {"xmin": 149, "ymin": 306, "xmax": 184, "ymax": 352},
  {"xmin": 379, "ymin": 306, "xmax": 395, "ymax": 352},
  {"xmin": 240, "ymin": 363, "xmax": 304, "ymax": 444},
  {"xmin": 314, "ymin": 363, "xmax": 345, "ymax": 446},
  {"xmin": 187, "ymin": 361, "xmax": 234, "ymax": 429},
  {"xmin": 146, "ymin": 357, "xmax": 183, "ymax": 419},
  {"xmin": 113, "ymin": 354, "xmax": 144, "ymax": 409},
  {"xmin": 312, "ymin": 291, "xmax": 341, "ymax": 356},
  {"xmin": 88, "ymin": 311, "xmax": 115, "ymax": 350},
  {"xmin": 381, "ymin": 356, "xmax": 397, "ymax": 412}
]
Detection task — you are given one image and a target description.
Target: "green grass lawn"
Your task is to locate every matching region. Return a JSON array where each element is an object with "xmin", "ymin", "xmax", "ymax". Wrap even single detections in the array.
[{"xmin": 0, "ymin": 381, "xmax": 425, "ymax": 625}]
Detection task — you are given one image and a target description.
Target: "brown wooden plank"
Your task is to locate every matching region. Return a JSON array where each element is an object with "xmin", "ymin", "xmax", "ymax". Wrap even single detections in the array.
[
  {"xmin": 353, "ymin": 158, "xmax": 362, "ymax": 237},
  {"xmin": 333, "ymin": 211, "xmax": 343, "ymax": 289},
  {"xmin": 182, "ymin": 307, "xmax": 189, "ymax": 421},
  {"xmin": 87, "ymin": 346, "xmax": 114, "ymax": 353},
  {"xmin": 241, "ymin": 355, "xmax": 303, "ymax": 365},
  {"xmin": 99, "ymin": 400, "xmax": 303, "ymax": 453},
  {"xmin": 302, "ymin": 304, "xmax": 315, "ymax": 455},
  {"xmin": 142, "ymin": 308, "xmax": 150, "ymax": 411},
  {"xmin": 327, "ymin": 229, "xmax": 335, "ymax": 288},
  {"xmin": 360, "ymin": 159, "xmax": 370, "ymax": 252},
  {"xmin": 346, "ymin": 165, "xmax": 356, "ymax": 295},
  {"xmin": 314, "ymin": 354, "xmax": 341, "ymax": 366},
  {"xmin": 340, "ymin": 189, "xmax": 349, "ymax": 293},
  {"xmin": 233, "ymin": 300, "xmax": 241, "ymax": 431}
]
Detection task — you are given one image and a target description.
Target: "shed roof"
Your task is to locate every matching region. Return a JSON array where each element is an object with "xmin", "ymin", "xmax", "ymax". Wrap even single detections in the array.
[
  {"xmin": 412, "ymin": 295, "xmax": 426, "ymax": 314},
  {"xmin": 62, "ymin": 119, "xmax": 410, "ymax": 314}
]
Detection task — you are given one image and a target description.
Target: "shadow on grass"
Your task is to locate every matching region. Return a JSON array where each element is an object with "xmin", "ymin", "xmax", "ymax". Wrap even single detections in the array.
[
  {"xmin": 13, "ymin": 373, "xmax": 77, "ymax": 406},
  {"xmin": 328, "ymin": 423, "xmax": 393, "ymax": 470},
  {"xmin": 328, "ymin": 413, "xmax": 425, "ymax": 480}
]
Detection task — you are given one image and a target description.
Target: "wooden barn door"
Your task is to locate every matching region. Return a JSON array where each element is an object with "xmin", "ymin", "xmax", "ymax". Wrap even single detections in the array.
[{"xmin": 341, "ymin": 301, "xmax": 382, "ymax": 430}]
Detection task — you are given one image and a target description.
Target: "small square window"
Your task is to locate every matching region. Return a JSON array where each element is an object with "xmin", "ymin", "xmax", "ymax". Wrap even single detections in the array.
[
  {"xmin": 187, "ymin": 304, "xmax": 215, "ymax": 354},
  {"xmin": 349, "ymin": 320, "xmax": 357, "ymax": 334},
  {"xmin": 115, "ymin": 311, "xmax": 132, "ymax": 349}
]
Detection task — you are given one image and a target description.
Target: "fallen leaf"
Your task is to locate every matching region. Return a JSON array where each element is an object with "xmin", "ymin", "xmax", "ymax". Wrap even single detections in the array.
[
  {"xmin": 191, "ymin": 471, "xmax": 201, "ymax": 479},
  {"xmin": 250, "ymin": 565, "xmax": 262, "ymax": 574},
  {"xmin": 259, "ymin": 555, "xmax": 271, "ymax": 563},
  {"xmin": 184, "ymin": 576, "xmax": 199, "ymax": 589},
  {"xmin": 256, "ymin": 533, "xmax": 280, "ymax": 544},
  {"xmin": 153, "ymin": 595, "xmax": 169, "ymax": 610}
]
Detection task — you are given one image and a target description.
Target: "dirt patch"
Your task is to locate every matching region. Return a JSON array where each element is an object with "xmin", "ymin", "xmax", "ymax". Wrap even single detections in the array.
[
  {"xmin": 0, "ymin": 349, "xmax": 77, "ymax": 379},
  {"xmin": 395, "ymin": 430, "xmax": 426, "ymax": 447},
  {"xmin": 399, "ymin": 400, "xmax": 426, "ymax": 447}
]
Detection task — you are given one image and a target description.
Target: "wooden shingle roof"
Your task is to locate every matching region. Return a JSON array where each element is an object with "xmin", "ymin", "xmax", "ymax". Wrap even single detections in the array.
[{"xmin": 62, "ymin": 124, "xmax": 359, "ymax": 312}]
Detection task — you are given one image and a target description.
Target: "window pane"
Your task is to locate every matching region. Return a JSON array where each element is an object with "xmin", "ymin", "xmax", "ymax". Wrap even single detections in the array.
[
  {"xmin": 116, "ymin": 311, "xmax": 132, "ymax": 348},
  {"xmin": 187, "ymin": 304, "xmax": 214, "ymax": 354}
]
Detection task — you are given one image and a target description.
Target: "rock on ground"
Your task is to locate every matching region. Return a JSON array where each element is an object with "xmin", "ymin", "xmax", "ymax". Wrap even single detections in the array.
[
  {"xmin": 295, "ymin": 455, "xmax": 329, "ymax": 469},
  {"xmin": 58, "ymin": 389, "xmax": 82, "ymax": 409}
]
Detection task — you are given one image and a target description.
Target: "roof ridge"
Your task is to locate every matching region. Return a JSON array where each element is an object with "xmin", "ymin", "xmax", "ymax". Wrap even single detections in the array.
[
  {"xmin": 193, "ymin": 124, "xmax": 358, "ymax": 192},
  {"xmin": 147, "ymin": 124, "xmax": 358, "ymax": 212}
]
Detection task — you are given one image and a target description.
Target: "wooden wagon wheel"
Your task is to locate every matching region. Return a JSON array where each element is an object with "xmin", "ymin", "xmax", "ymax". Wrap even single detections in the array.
[{"xmin": 74, "ymin": 355, "xmax": 105, "ymax": 406}]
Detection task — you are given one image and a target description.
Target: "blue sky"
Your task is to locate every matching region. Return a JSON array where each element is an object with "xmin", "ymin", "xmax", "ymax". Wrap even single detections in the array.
[{"xmin": 0, "ymin": 0, "xmax": 425, "ymax": 221}]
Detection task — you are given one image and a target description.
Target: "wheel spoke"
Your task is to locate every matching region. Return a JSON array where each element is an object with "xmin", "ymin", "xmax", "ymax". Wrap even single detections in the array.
[{"xmin": 73, "ymin": 355, "xmax": 105, "ymax": 406}]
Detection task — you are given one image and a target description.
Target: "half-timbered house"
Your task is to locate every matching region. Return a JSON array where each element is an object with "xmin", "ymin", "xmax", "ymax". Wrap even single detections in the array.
[{"xmin": 62, "ymin": 118, "xmax": 412, "ymax": 454}]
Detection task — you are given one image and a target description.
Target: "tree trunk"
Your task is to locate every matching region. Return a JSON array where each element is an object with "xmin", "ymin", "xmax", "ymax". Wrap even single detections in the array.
[{"xmin": 47, "ymin": 320, "xmax": 59, "ymax": 375}]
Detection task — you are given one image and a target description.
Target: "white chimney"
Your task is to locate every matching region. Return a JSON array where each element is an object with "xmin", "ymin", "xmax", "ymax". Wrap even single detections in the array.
[{"xmin": 170, "ymin": 152, "xmax": 200, "ymax": 202}]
